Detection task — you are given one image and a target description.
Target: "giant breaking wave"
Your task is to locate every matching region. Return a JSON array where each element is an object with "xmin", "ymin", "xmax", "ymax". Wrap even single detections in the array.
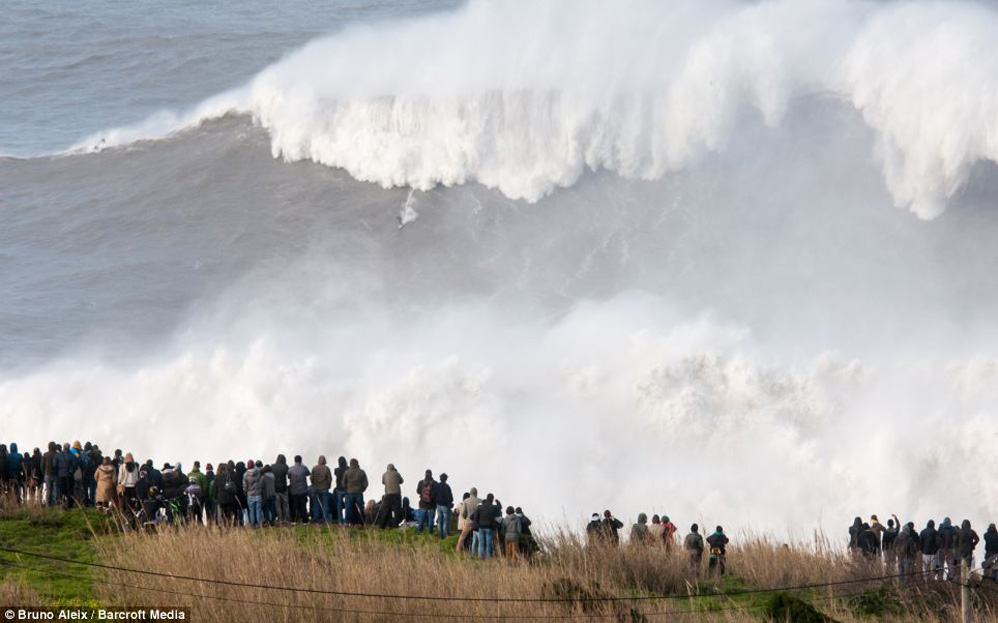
[{"xmin": 78, "ymin": 0, "xmax": 998, "ymax": 220}]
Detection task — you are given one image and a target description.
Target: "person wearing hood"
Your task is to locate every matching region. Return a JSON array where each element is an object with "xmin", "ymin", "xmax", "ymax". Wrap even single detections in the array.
[
  {"xmin": 707, "ymin": 526, "xmax": 730, "ymax": 577},
  {"xmin": 684, "ymin": 524, "xmax": 705, "ymax": 574},
  {"xmin": 501, "ymin": 506, "xmax": 523, "ymax": 563},
  {"xmin": 630, "ymin": 513, "xmax": 649, "ymax": 545},
  {"xmin": 662, "ymin": 515, "xmax": 678, "ymax": 551},
  {"xmin": 95, "ymin": 456, "xmax": 117, "ymax": 509},
  {"xmin": 957, "ymin": 519, "xmax": 980, "ymax": 570},
  {"xmin": 243, "ymin": 460, "xmax": 264, "ymax": 528},
  {"xmin": 920, "ymin": 520, "xmax": 941, "ymax": 581},
  {"xmin": 343, "ymin": 458, "xmax": 369, "ymax": 525},
  {"xmin": 893, "ymin": 522, "xmax": 918, "ymax": 581},
  {"xmin": 311, "ymin": 455, "xmax": 333, "ymax": 523},
  {"xmin": 983, "ymin": 524, "xmax": 998, "ymax": 581},
  {"xmin": 333, "ymin": 456, "xmax": 349, "ymax": 524},
  {"xmin": 379, "ymin": 464, "xmax": 404, "ymax": 529},
  {"xmin": 271, "ymin": 454, "xmax": 290, "ymax": 525},
  {"xmin": 938, "ymin": 517, "xmax": 959, "ymax": 580}
]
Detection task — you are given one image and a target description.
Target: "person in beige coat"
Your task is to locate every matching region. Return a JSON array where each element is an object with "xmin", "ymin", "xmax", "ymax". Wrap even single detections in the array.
[
  {"xmin": 95, "ymin": 456, "xmax": 117, "ymax": 508},
  {"xmin": 455, "ymin": 487, "xmax": 481, "ymax": 554}
]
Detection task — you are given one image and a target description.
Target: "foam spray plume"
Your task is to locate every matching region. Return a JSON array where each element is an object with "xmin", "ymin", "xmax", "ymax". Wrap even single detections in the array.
[{"xmin": 4, "ymin": 0, "xmax": 998, "ymax": 536}]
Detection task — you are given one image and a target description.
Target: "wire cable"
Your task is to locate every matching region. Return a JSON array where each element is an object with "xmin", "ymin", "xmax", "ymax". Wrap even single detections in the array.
[{"xmin": 0, "ymin": 545, "xmax": 934, "ymax": 604}]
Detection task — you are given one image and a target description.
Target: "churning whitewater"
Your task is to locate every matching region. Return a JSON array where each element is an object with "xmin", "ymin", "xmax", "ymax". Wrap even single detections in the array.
[{"xmin": 3, "ymin": 0, "xmax": 998, "ymax": 535}]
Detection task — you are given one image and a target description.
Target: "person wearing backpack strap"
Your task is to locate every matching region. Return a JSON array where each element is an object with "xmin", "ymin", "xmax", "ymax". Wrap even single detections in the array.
[
  {"xmin": 706, "ymin": 526, "xmax": 729, "ymax": 577},
  {"xmin": 415, "ymin": 470, "xmax": 437, "ymax": 535}
]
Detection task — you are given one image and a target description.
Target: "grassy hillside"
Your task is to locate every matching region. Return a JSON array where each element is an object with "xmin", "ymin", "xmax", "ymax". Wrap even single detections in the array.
[{"xmin": 0, "ymin": 504, "xmax": 992, "ymax": 622}]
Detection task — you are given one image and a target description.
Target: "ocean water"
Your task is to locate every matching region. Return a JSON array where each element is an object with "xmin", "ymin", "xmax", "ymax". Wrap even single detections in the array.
[{"xmin": 3, "ymin": 0, "xmax": 998, "ymax": 537}]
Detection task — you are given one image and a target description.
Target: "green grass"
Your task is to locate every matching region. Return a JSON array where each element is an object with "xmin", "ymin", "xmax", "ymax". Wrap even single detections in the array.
[{"xmin": 0, "ymin": 505, "xmax": 114, "ymax": 606}]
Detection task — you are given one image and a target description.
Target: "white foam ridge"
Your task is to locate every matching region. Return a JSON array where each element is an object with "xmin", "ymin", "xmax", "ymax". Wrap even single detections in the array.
[{"xmin": 71, "ymin": 0, "xmax": 998, "ymax": 219}]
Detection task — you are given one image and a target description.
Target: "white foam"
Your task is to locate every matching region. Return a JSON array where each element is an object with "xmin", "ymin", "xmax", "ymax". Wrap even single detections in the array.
[{"xmin": 75, "ymin": 0, "xmax": 998, "ymax": 219}]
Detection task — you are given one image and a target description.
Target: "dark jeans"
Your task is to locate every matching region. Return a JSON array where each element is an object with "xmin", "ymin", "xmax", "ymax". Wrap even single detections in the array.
[
  {"xmin": 345, "ymin": 492, "xmax": 365, "ymax": 525},
  {"xmin": 416, "ymin": 506, "xmax": 436, "ymax": 534},
  {"xmin": 84, "ymin": 477, "xmax": 97, "ymax": 506},
  {"xmin": 58, "ymin": 476, "xmax": 74, "ymax": 507},
  {"xmin": 378, "ymin": 494, "xmax": 401, "ymax": 529},
  {"xmin": 289, "ymin": 493, "xmax": 308, "ymax": 523}
]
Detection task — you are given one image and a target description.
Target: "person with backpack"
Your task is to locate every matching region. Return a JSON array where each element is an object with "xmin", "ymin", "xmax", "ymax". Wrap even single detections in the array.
[
  {"xmin": 435, "ymin": 473, "xmax": 454, "ymax": 538},
  {"xmin": 415, "ymin": 470, "xmax": 437, "ymax": 535},
  {"xmin": 501, "ymin": 506, "xmax": 523, "ymax": 562},
  {"xmin": 287, "ymin": 455, "xmax": 310, "ymax": 525},
  {"xmin": 271, "ymin": 455, "xmax": 290, "ymax": 525},
  {"xmin": 706, "ymin": 526, "xmax": 729, "ymax": 577},
  {"xmin": 685, "ymin": 524, "xmax": 705, "ymax": 574}
]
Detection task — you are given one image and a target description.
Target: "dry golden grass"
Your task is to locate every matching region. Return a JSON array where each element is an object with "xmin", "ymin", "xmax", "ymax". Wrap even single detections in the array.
[{"xmin": 83, "ymin": 524, "xmax": 997, "ymax": 623}]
